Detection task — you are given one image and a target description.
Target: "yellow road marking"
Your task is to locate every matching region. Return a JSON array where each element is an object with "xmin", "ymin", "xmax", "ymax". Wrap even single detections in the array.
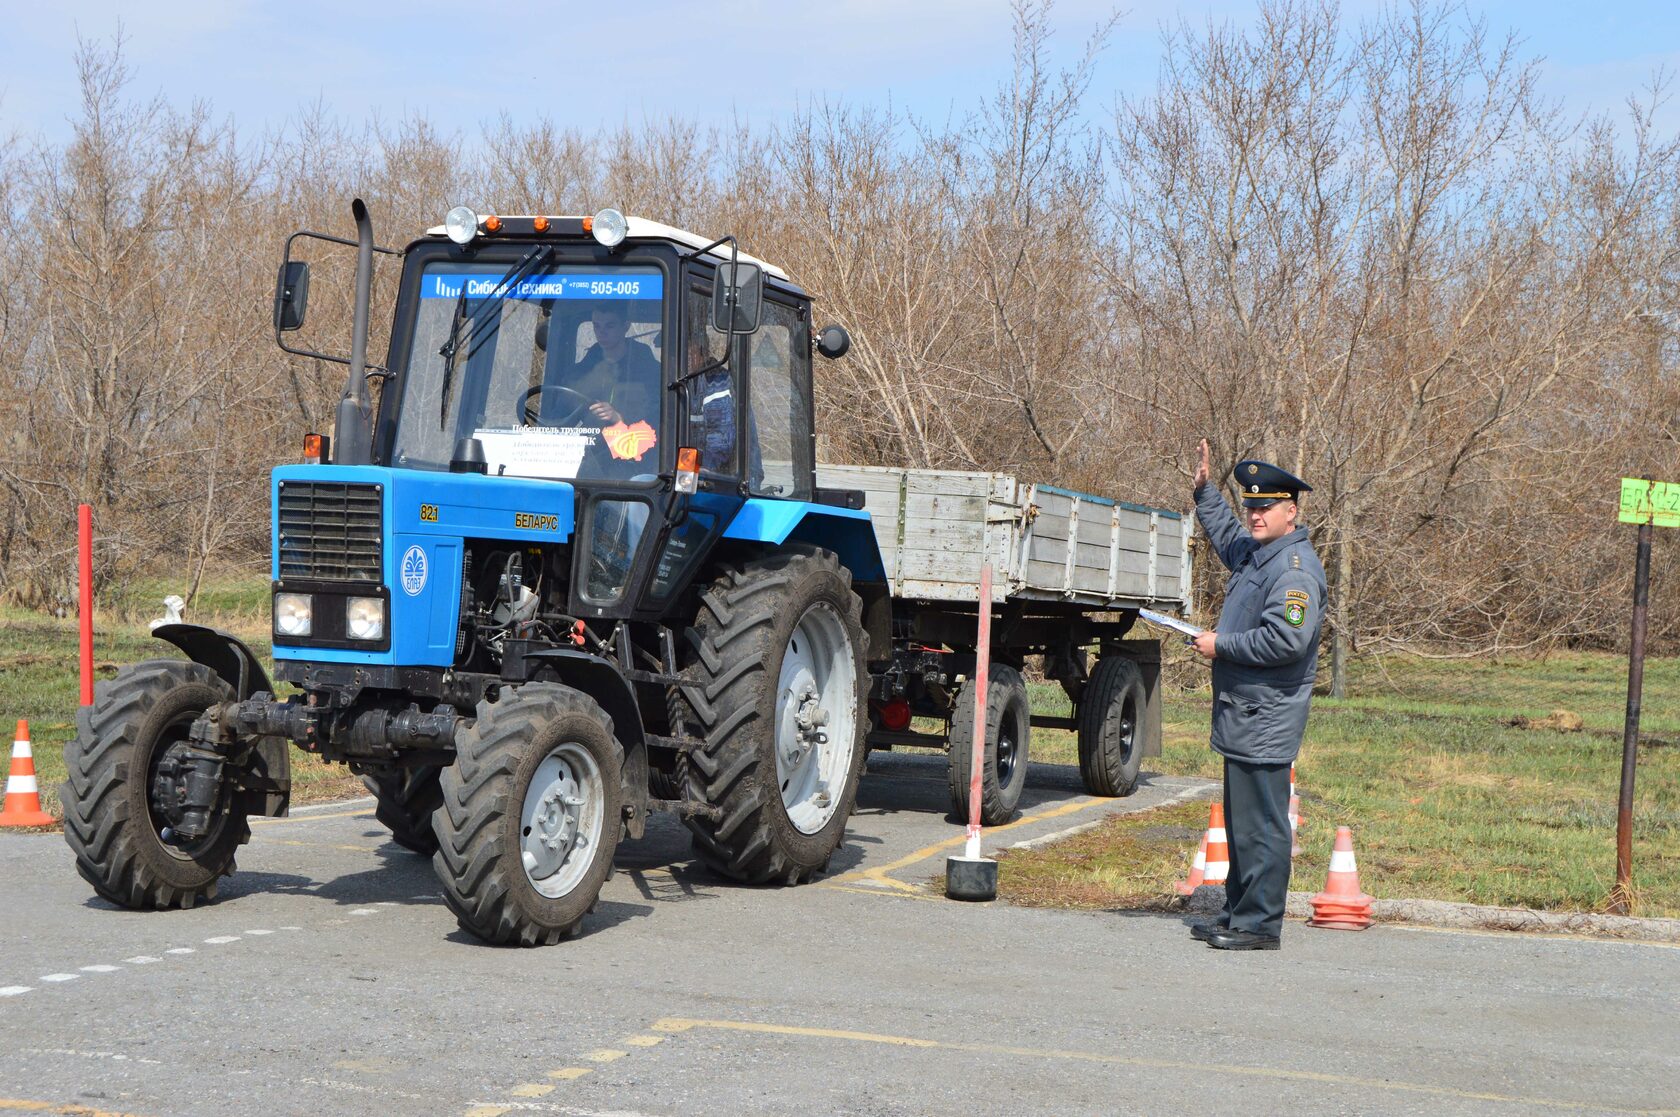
[
  {"xmin": 583, "ymin": 1049, "xmax": 627, "ymax": 1063},
  {"xmin": 547, "ymin": 1068, "xmax": 592, "ymax": 1080},
  {"xmin": 509, "ymin": 1084, "xmax": 554, "ymax": 1097},
  {"xmin": 622, "ymin": 1035, "xmax": 665, "ymax": 1047},
  {"xmin": 824, "ymin": 797, "xmax": 1100, "ymax": 890},
  {"xmin": 252, "ymin": 808, "xmax": 374, "ymax": 825},
  {"xmin": 463, "ymin": 1107, "xmax": 510, "ymax": 1117},
  {"xmin": 0, "ymin": 1103, "xmax": 153, "ymax": 1117},
  {"xmin": 822, "ymin": 884, "xmax": 944, "ymax": 903},
  {"xmin": 650, "ymin": 1018, "xmax": 1680, "ymax": 1115}
]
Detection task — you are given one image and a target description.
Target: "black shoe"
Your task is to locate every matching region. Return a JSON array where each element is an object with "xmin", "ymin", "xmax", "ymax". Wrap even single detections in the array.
[
  {"xmin": 1206, "ymin": 928, "xmax": 1280, "ymax": 951},
  {"xmin": 1188, "ymin": 921, "xmax": 1228, "ymax": 942}
]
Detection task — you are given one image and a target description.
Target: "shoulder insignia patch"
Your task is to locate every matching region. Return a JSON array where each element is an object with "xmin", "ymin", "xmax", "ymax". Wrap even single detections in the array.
[{"xmin": 1284, "ymin": 588, "xmax": 1309, "ymax": 628}]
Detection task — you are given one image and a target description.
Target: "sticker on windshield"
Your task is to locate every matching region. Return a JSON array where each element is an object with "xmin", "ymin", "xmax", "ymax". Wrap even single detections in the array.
[
  {"xmin": 603, "ymin": 421, "xmax": 657, "ymax": 461},
  {"xmin": 400, "ymin": 545, "xmax": 428, "ymax": 596},
  {"xmin": 473, "ymin": 427, "xmax": 597, "ymax": 480},
  {"xmin": 422, "ymin": 273, "xmax": 663, "ymax": 300}
]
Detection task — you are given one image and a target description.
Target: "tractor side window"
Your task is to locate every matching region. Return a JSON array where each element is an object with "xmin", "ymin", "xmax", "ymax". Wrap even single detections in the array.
[
  {"xmin": 748, "ymin": 301, "xmax": 812, "ymax": 499},
  {"xmin": 684, "ymin": 286, "xmax": 738, "ymax": 476}
]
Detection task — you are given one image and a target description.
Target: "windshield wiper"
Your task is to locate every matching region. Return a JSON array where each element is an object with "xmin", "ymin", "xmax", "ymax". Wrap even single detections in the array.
[{"xmin": 437, "ymin": 244, "xmax": 554, "ymax": 425}]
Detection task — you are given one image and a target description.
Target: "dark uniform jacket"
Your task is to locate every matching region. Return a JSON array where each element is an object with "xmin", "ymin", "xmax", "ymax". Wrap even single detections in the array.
[{"xmin": 1194, "ymin": 484, "xmax": 1327, "ymax": 763}]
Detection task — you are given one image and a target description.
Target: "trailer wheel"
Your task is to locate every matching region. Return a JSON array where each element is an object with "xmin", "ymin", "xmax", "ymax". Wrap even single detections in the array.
[
  {"xmin": 681, "ymin": 549, "xmax": 868, "ymax": 884},
  {"xmin": 362, "ymin": 765, "xmax": 444, "ymax": 855},
  {"xmin": 432, "ymin": 684, "xmax": 621, "ymax": 946},
  {"xmin": 1077, "ymin": 656, "xmax": 1146, "ymax": 796},
  {"xmin": 948, "ymin": 664, "xmax": 1031, "ymax": 826},
  {"xmin": 61, "ymin": 660, "xmax": 248, "ymax": 910}
]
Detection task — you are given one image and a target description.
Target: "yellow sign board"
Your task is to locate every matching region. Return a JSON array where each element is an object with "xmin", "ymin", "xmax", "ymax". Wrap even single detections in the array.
[{"xmin": 1620, "ymin": 477, "xmax": 1680, "ymax": 527}]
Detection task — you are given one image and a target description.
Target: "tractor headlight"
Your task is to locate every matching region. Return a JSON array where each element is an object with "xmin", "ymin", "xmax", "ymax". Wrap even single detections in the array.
[
  {"xmin": 444, "ymin": 205, "xmax": 479, "ymax": 245},
  {"xmin": 346, "ymin": 596, "xmax": 386, "ymax": 642},
  {"xmin": 274, "ymin": 593, "xmax": 313, "ymax": 637},
  {"xmin": 590, "ymin": 207, "xmax": 628, "ymax": 248}
]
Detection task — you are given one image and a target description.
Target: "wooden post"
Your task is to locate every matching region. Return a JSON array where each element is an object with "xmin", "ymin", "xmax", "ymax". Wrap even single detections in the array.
[{"xmin": 1612, "ymin": 517, "xmax": 1652, "ymax": 913}]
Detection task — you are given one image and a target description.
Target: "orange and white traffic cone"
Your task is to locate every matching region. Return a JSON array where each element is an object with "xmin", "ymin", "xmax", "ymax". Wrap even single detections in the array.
[
  {"xmin": 1308, "ymin": 826, "xmax": 1374, "ymax": 930},
  {"xmin": 0, "ymin": 720, "xmax": 55, "ymax": 828},
  {"xmin": 1288, "ymin": 761, "xmax": 1301, "ymax": 858},
  {"xmin": 1201, "ymin": 802, "xmax": 1230, "ymax": 886},
  {"xmin": 1174, "ymin": 830, "xmax": 1208, "ymax": 896}
]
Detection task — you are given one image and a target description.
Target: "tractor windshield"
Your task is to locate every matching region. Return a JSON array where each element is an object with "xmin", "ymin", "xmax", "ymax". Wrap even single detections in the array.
[{"xmin": 390, "ymin": 261, "xmax": 665, "ymax": 480}]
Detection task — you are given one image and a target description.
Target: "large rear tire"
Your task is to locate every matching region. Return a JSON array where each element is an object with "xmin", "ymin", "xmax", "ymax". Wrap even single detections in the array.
[
  {"xmin": 432, "ymin": 684, "xmax": 621, "ymax": 946},
  {"xmin": 61, "ymin": 660, "xmax": 249, "ymax": 910},
  {"xmin": 948, "ymin": 663, "xmax": 1031, "ymax": 826},
  {"xmin": 362, "ymin": 765, "xmax": 444, "ymax": 855},
  {"xmin": 1077, "ymin": 656, "xmax": 1146, "ymax": 796},
  {"xmin": 680, "ymin": 549, "xmax": 868, "ymax": 884}
]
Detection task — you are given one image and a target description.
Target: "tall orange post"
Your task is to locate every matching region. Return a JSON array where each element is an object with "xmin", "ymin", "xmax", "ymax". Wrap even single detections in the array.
[
  {"xmin": 964, "ymin": 564, "xmax": 993, "ymax": 860},
  {"xmin": 79, "ymin": 504, "xmax": 93, "ymax": 707}
]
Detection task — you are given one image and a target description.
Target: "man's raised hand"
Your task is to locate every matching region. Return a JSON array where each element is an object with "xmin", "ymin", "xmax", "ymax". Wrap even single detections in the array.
[{"xmin": 1193, "ymin": 438, "xmax": 1210, "ymax": 491}]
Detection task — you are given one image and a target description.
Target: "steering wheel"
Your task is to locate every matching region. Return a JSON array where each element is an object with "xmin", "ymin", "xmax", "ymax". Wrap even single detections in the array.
[{"xmin": 518, "ymin": 383, "xmax": 593, "ymax": 427}]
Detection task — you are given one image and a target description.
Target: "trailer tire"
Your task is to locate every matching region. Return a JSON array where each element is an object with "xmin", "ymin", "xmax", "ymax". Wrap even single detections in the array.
[
  {"xmin": 1077, "ymin": 656, "xmax": 1146, "ymax": 796},
  {"xmin": 432, "ymin": 684, "xmax": 621, "ymax": 946},
  {"xmin": 681, "ymin": 549, "xmax": 868, "ymax": 884},
  {"xmin": 948, "ymin": 664, "xmax": 1031, "ymax": 826},
  {"xmin": 61, "ymin": 660, "xmax": 248, "ymax": 910},
  {"xmin": 362, "ymin": 765, "xmax": 444, "ymax": 855}
]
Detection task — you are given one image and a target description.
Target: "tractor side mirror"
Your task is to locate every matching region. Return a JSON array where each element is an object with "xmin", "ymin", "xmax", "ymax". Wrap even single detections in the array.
[
  {"xmin": 711, "ymin": 260, "xmax": 763, "ymax": 335},
  {"xmin": 273, "ymin": 261, "xmax": 311, "ymax": 332},
  {"xmin": 815, "ymin": 324, "xmax": 850, "ymax": 360}
]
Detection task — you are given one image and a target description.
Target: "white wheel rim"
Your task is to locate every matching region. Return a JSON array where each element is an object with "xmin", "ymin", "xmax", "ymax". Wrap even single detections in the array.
[
  {"xmin": 774, "ymin": 603, "xmax": 857, "ymax": 834},
  {"xmin": 519, "ymin": 742, "xmax": 605, "ymax": 898}
]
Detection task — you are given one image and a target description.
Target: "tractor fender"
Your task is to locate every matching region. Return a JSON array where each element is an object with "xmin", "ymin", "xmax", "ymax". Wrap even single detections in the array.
[
  {"xmin": 150, "ymin": 623, "xmax": 290, "ymax": 818},
  {"xmin": 724, "ymin": 498, "xmax": 888, "ymax": 584},
  {"xmin": 516, "ymin": 648, "xmax": 649, "ymax": 840}
]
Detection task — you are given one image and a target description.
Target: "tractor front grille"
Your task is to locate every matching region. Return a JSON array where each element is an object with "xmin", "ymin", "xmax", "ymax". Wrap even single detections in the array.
[{"xmin": 277, "ymin": 481, "xmax": 383, "ymax": 583}]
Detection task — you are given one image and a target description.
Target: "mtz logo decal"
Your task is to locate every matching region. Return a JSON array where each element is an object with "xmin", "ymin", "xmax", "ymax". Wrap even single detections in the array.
[
  {"xmin": 418, "ymin": 503, "xmax": 439, "ymax": 523},
  {"xmin": 515, "ymin": 512, "xmax": 559, "ymax": 532}
]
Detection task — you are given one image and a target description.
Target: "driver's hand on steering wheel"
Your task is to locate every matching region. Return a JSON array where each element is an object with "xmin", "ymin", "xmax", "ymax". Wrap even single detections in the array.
[{"xmin": 589, "ymin": 401, "xmax": 623, "ymax": 425}]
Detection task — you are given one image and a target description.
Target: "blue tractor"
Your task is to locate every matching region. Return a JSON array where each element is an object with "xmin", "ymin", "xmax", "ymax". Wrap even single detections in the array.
[{"xmin": 61, "ymin": 202, "xmax": 887, "ymax": 945}]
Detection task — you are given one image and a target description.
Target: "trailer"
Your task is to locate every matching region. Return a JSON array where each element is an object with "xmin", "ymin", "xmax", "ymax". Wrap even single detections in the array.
[{"xmin": 818, "ymin": 465, "xmax": 1192, "ymax": 822}]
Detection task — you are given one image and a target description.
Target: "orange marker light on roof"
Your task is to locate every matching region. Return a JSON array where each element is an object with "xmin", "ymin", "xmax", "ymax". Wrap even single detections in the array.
[
  {"xmin": 533, "ymin": 215, "xmax": 550, "ymax": 233},
  {"xmin": 483, "ymin": 214, "xmax": 502, "ymax": 233}
]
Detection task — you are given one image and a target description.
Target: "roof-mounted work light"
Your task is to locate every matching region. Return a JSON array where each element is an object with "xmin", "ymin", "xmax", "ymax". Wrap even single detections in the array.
[
  {"xmin": 443, "ymin": 206, "xmax": 479, "ymax": 245},
  {"xmin": 589, "ymin": 208, "xmax": 628, "ymax": 248}
]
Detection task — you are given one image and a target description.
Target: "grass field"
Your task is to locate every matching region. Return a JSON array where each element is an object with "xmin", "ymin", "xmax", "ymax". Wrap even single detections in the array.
[
  {"xmin": 1005, "ymin": 655, "xmax": 1680, "ymax": 918},
  {"xmin": 3, "ymin": 577, "xmax": 1676, "ymax": 917}
]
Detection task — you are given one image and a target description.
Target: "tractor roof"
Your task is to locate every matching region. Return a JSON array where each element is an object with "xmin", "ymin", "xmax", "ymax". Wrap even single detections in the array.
[{"xmin": 422, "ymin": 214, "xmax": 791, "ymax": 281}]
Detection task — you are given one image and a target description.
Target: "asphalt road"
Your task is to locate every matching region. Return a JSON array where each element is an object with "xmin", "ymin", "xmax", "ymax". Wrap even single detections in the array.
[{"xmin": 2, "ymin": 752, "xmax": 1676, "ymax": 1117}]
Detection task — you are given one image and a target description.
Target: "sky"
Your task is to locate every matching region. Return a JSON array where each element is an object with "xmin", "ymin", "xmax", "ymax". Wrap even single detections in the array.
[{"xmin": 4, "ymin": 1, "xmax": 1679, "ymax": 148}]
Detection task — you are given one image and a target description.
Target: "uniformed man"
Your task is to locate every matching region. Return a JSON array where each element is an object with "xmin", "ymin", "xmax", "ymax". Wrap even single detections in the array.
[{"xmin": 1187, "ymin": 439, "xmax": 1325, "ymax": 950}]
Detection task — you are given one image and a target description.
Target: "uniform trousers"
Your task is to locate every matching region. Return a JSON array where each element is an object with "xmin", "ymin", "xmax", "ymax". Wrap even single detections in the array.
[{"xmin": 1221, "ymin": 757, "xmax": 1294, "ymax": 938}]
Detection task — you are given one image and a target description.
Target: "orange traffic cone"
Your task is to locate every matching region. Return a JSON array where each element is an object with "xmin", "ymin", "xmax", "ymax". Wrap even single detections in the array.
[
  {"xmin": 1201, "ymin": 802, "xmax": 1230, "ymax": 886},
  {"xmin": 1308, "ymin": 826, "xmax": 1374, "ymax": 930},
  {"xmin": 1288, "ymin": 761, "xmax": 1301, "ymax": 858},
  {"xmin": 0, "ymin": 720, "xmax": 55, "ymax": 828},
  {"xmin": 1174, "ymin": 831, "xmax": 1208, "ymax": 896}
]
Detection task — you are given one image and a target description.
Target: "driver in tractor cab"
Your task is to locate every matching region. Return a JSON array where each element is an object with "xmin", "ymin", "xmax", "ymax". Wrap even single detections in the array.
[{"xmin": 557, "ymin": 302, "xmax": 659, "ymax": 431}]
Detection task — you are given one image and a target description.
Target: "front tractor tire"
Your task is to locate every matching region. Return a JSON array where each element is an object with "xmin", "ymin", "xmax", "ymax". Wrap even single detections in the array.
[
  {"xmin": 432, "ymin": 684, "xmax": 622, "ymax": 946},
  {"xmin": 61, "ymin": 660, "xmax": 250, "ymax": 910},
  {"xmin": 681, "ymin": 549, "xmax": 868, "ymax": 884}
]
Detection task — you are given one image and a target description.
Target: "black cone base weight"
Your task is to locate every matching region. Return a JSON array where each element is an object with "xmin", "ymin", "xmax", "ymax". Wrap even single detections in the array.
[{"xmin": 946, "ymin": 855, "xmax": 998, "ymax": 901}]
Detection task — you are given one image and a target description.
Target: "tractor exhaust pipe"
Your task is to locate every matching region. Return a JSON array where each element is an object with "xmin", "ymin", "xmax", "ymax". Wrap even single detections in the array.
[{"xmin": 334, "ymin": 197, "xmax": 376, "ymax": 464}]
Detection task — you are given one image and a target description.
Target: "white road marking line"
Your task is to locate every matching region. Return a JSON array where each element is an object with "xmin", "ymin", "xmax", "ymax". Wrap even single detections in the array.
[
  {"xmin": 280, "ymin": 925, "xmax": 303, "ymax": 931},
  {"xmin": 166, "ymin": 947, "xmax": 195, "ymax": 955},
  {"xmin": 0, "ymin": 986, "xmax": 30, "ymax": 996},
  {"xmin": 283, "ymin": 796, "xmax": 375, "ymax": 814},
  {"xmin": 41, "ymin": 973, "xmax": 78, "ymax": 982},
  {"xmin": 349, "ymin": 908, "xmax": 377, "ymax": 916},
  {"xmin": 20, "ymin": 1046, "xmax": 164, "ymax": 1065},
  {"xmin": 124, "ymin": 956, "xmax": 161, "ymax": 965},
  {"xmin": 79, "ymin": 964, "xmax": 119, "ymax": 973},
  {"xmin": 245, "ymin": 929, "xmax": 274, "ymax": 935},
  {"xmin": 203, "ymin": 935, "xmax": 241, "ymax": 944},
  {"xmin": 375, "ymin": 901, "xmax": 398, "ymax": 906}
]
